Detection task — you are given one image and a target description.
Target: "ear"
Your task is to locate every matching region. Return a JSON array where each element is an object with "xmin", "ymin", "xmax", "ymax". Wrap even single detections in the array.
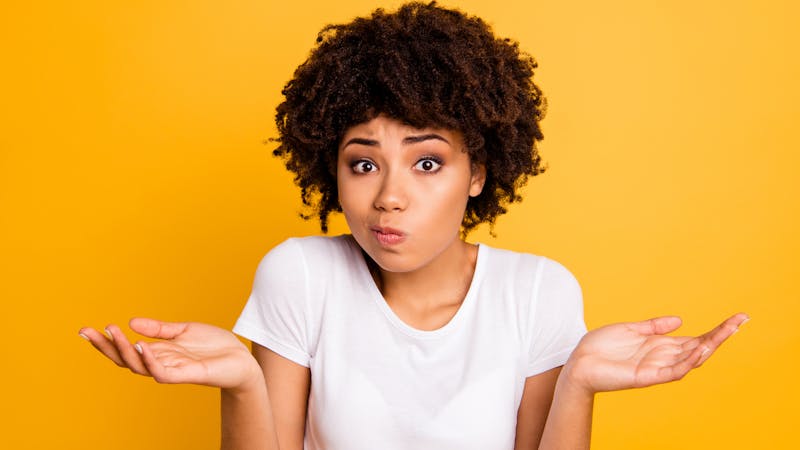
[{"xmin": 468, "ymin": 163, "xmax": 486, "ymax": 197}]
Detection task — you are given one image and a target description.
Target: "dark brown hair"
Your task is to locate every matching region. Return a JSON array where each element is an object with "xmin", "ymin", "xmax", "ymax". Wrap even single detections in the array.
[{"xmin": 273, "ymin": 1, "xmax": 547, "ymax": 233}]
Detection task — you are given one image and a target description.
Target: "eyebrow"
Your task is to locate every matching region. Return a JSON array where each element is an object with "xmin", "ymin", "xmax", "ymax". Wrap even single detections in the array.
[{"xmin": 341, "ymin": 133, "xmax": 450, "ymax": 149}]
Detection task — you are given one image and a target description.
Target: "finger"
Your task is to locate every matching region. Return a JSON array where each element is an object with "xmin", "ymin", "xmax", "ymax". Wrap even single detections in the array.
[
  {"xmin": 671, "ymin": 336, "xmax": 717, "ymax": 368},
  {"xmin": 78, "ymin": 326, "xmax": 125, "ymax": 367},
  {"xmin": 138, "ymin": 341, "xmax": 192, "ymax": 384},
  {"xmin": 144, "ymin": 342, "xmax": 198, "ymax": 369},
  {"xmin": 136, "ymin": 341, "xmax": 168, "ymax": 382},
  {"xmin": 680, "ymin": 337, "xmax": 701, "ymax": 351},
  {"xmin": 675, "ymin": 313, "xmax": 748, "ymax": 352},
  {"xmin": 627, "ymin": 316, "xmax": 682, "ymax": 336},
  {"xmin": 649, "ymin": 335, "xmax": 694, "ymax": 348},
  {"xmin": 688, "ymin": 315, "xmax": 748, "ymax": 369},
  {"xmin": 729, "ymin": 312, "xmax": 750, "ymax": 327},
  {"xmin": 649, "ymin": 343, "xmax": 686, "ymax": 359},
  {"xmin": 105, "ymin": 324, "xmax": 151, "ymax": 376},
  {"xmin": 656, "ymin": 343, "xmax": 708, "ymax": 383},
  {"xmin": 697, "ymin": 313, "xmax": 749, "ymax": 355},
  {"xmin": 700, "ymin": 312, "xmax": 749, "ymax": 340},
  {"xmin": 129, "ymin": 318, "xmax": 189, "ymax": 340},
  {"xmin": 144, "ymin": 340, "xmax": 180, "ymax": 354}
]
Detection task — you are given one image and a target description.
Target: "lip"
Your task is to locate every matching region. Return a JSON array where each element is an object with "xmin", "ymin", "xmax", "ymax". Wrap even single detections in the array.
[{"xmin": 370, "ymin": 226, "xmax": 406, "ymax": 246}]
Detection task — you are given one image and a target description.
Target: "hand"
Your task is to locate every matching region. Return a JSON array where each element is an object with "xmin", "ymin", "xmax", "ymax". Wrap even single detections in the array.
[
  {"xmin": 79, "ymin": 318, "xmax": 262, "ymax": 392},
  {"xmin": 563, "ymin": 312, "xmax": 749, "ymax": 395}
]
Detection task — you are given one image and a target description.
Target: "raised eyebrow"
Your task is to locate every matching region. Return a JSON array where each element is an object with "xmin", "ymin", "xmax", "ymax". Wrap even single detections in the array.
[
  {"xmin": 403, "ymin": 133, "xmax": 450, "ymax": 145},
  {"xmin": 341, "ymin": 133, "xmax": 449, "ymax": 150},
  {"xmin": 341, "ymin": 137, "xmax": 379, "ymax": 149}
]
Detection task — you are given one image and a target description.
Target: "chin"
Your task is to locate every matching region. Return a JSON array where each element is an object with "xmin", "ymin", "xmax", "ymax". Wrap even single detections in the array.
[{"xmin": 362, "ymin": 247, "xmax": 418, "ymax": 273}]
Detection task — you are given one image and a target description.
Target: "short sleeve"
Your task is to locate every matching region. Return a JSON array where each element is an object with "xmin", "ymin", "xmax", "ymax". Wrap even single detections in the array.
[
  {"xmin": 525, "ymin": 257, "xmax": 588, "ymax": 377},
  {"xmin": 233, "ymin": 239, "xmax": 312, "ymax": 367}
]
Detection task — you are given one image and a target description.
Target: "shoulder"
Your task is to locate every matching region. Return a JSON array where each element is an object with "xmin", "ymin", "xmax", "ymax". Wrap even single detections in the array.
[
  {"xmin": 258, "ymin": 234, "xmax": 358, "ymax": 269},
  {"xmin": 536, "ymin": 256, "xmax": 582, "ymax": 300},
  {"xmin": 483, "ymin": 248, "xmax": 587, "ymax": 376},
  {"xmin": 477, "ymin": 244, "xmax": 583, "ymax": 325},
  {"xmin": 252, "ymin": 234, "xmax": 364, "ymax": 295},
  {"xmin": 478, "ymin": 244, "xmax": 579, "ymax": 289}
]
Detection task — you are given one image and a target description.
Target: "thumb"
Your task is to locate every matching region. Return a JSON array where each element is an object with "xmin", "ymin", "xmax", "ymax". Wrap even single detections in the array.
[
  {"xmin": 129, "ymin": 317, "xmax": 189, "ymax": 340},
  {"xmin": 627, "ymin": 316, "xmax": 683, "ymax": 336}
]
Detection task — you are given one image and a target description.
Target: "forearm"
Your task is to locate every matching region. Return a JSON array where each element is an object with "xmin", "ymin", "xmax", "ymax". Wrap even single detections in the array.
[
  {"xmin": 537, "ymin": 369, "xmax": 594, "ymax": 450},
  {"xmin": 220, "ymin": 365, "xmax": 280, "ymax": 450}
]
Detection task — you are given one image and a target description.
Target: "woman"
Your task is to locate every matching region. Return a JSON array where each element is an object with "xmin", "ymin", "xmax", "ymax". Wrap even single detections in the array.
[{"xmin": 79, "ymin": 3, "xmax": 748, "ymax": 449}]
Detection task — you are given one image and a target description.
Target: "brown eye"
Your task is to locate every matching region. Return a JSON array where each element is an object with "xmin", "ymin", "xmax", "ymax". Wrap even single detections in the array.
[
  {"xmin": 352, "ymin": 160, "xmax": 376, "ymax": 173},
  {"xmin": 414, "ymin": 157, "xmax": 442, "ymax": 172}
]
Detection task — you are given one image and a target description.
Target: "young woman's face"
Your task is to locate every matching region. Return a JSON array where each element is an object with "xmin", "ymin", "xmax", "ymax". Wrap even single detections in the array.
[{"xmin": 337, "ymin": 115, "xmax": 485, "ymax": 273}]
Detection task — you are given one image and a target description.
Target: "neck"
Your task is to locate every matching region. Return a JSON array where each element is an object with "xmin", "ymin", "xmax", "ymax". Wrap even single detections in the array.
[{"xmin": 369, "ymin": 238, "xmax": 479, "ymax": 312}]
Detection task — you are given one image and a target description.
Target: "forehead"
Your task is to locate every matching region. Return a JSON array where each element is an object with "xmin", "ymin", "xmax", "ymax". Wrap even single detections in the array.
[{"xmin": 341, "ymin": 115, "xmax": 461, "ymax": 141}]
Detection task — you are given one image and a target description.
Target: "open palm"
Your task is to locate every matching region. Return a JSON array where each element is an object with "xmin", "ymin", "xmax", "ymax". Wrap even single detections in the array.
[
  {"xmin": 566, "ymin": 313, "xmax": 749, "ymax": 393},
  {"xmin": 79, "ymin": 318, "xmax": 261, "ymax": 390}
]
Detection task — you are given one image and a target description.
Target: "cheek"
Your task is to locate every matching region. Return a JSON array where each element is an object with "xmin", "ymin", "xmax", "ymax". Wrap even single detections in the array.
[
  {"xmin": 337, "ymin": 177, "xmax": 368, "ymax": 217},
  {"xmin": 336, "ymin": 167, "xmax": 353, "ymax": 208},
  {"xmin": 421, "ymin": 178, "xmax": 471, "ymax": 223}
]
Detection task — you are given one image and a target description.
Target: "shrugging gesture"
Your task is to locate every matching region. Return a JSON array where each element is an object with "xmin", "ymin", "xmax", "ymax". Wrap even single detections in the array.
[
  {"xmin": 79, "ymin": 318, "xmax": 262, "ymax": 391},
  {"xmin": 564, "ymin": 312, "xmax": 750, "ymax": 394}
]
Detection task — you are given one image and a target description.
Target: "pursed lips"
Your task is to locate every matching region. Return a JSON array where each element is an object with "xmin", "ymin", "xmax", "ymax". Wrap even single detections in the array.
[{"xmin": 370, "ymin": 226, "xmax": 406, "ymax": 245}]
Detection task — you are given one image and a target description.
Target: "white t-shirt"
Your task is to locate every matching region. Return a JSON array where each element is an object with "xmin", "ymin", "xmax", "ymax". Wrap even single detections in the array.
[{"xmin": 233, "ymin": 235, "xmax": 587, "ymax": 450}]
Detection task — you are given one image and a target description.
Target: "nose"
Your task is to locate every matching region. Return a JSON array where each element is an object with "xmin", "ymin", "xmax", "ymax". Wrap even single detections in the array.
[{"xmin": 373, "ymin": 170, "xmax": 408, "ymax": 212}]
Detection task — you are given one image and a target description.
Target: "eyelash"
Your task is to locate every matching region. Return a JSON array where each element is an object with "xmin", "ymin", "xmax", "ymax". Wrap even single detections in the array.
[
  {"xmin": 348, "ymin": 156, "xmax": 444, "ymax": 174},
  {"xmin": 414, "ymin": 156, "xmax": 443, "ymax": 173},
  {"xmin": 351, "ymin": 159, "xmax": 377, "ymax": 174}
]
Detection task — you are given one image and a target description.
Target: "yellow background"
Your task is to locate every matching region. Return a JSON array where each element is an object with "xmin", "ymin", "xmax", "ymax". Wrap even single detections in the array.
[{"xmin": 1, "ymin": 0, "xmax": 797, "ymax": 448}]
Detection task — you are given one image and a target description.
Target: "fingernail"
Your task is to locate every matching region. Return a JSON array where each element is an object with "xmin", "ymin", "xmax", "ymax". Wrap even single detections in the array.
[
  {"xmin": 134, "ymin": 344, "xmax": 143, "ymax": 354},
  {"xmin": 741, "ymin": 317, "xmax": 750, "ymax": 326},
  {"xmin": 79, "ymin": 333, "xmax": 90, "ymax": 341},
  {"xmin": 104, "ymin": 328, "xmax": 114, "ymax": 341},
  {"xmin": 701, "ymin": 346, "xmax": 711, "ymax": 357}
]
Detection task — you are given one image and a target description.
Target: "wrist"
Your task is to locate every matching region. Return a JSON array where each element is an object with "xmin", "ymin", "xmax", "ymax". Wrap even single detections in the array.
[
  {"xmin": 558, "ymin": 357, "xmax": 597, "ymax": 398},
  {"xmin": 223, "ymin": 356, "xmax": 266, "ymax": 396}
]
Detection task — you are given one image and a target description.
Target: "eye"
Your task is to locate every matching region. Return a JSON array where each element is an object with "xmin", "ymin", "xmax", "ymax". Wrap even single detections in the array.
[
  {"xmin": 414, "ymin": 157, "xmax": 442, "ymax": 173},
  {"xmin": 352, "ymin": 159, "xmax": 377, "ymax": 174}
]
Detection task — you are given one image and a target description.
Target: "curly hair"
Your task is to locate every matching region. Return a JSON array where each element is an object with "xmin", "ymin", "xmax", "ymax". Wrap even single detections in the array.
[{"xmin": 273, "ymin": 1, "xmax": 547, "ymax": 234}]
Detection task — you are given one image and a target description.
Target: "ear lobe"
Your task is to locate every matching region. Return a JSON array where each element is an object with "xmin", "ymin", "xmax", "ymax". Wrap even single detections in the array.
[{"xmin": 469, "ymin": 163, "xmax": 486, "ymax": 197}]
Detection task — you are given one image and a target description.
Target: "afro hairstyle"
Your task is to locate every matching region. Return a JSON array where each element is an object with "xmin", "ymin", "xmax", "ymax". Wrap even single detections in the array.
[{"xmin": 273, "ymin": 1, "xmax": 547, "ymax": 234}]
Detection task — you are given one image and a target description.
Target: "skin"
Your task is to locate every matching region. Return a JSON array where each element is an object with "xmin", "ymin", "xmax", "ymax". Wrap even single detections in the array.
[
  {"xmin": 336, "ymin": 115, "xmax": 485, "ymax": 327},
  {"xmin": 79, "ymin": 115, "xmax": 750, "ymax": 449}
]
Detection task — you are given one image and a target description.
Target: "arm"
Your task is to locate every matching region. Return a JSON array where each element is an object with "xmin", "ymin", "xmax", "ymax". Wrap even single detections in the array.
[
  {"xmin": 220, "ymin": 344, "xmax": 310, "ymax": 450},
  {"xmin": 535, "ymin": 369, "xmax": 593, "ymax": 450},
  {"xmin": 220, "ymin": 356, "xmax": 280, "ymax": 450},
  {"xmin": 79, "ymin": 319, "xmax": 285, "ymax": 450},
  {"xmin": 513, "ymin": 368, "xmax": 594, "ymax": 450},
  {"xmin": 514, "ymin": 367, "xmax": 563, "ymax": 450},
  {"xmin": 250, "ymin": 344, "xmax": 311, "ymax": 450}
]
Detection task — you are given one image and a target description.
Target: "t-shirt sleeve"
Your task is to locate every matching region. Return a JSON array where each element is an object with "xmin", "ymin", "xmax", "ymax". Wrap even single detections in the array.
[
  {"xmin": 525, "ymin": 257, "xmax": 588, "ymax": 377},
  {"xmin": 233, "ymin": 238, "xmax": 312, "ymax": 367}
]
